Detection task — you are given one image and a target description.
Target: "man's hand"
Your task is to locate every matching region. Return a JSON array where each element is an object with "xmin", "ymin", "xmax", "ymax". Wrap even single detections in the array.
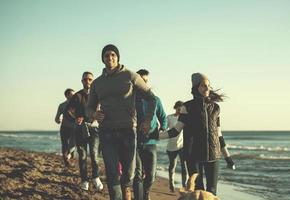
[
  {"xmin": 76, "ymin": 117, "xmax": 84, "ymax": 125},
  {"xmin": 141, "ymin": 119, "xmax": 151, "ymax": 134},
  {"xmin": 93, "ymin": 110, "xmax": 105, "ymax": 123}
]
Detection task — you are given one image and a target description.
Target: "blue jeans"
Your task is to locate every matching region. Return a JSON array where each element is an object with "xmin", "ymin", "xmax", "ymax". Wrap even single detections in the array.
[
  {"xmin": 133, "ymin": 144, "xmax": 157, "ymax": 200},
  {"xmin": 99, "ymin": 128, "xmax": 136, "ymax": 200},
  {"xmin": 75, "ymin": 125, "xmax": 100, "ymax": 182},
  {"xmin": 186, "ymin": 159, "xmax": 219, "ymax": 195}
]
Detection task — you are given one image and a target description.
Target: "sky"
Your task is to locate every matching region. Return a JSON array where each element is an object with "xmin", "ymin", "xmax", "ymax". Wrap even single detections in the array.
[{"xmin": 0, "ymin": 0, "xmax": 290, "ymax": 131}]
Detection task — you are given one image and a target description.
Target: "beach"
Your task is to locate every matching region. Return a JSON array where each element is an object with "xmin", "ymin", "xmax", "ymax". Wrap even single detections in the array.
[{"xmin": 0, "ymin": 147, "xmax": 265, "ymax": 200}]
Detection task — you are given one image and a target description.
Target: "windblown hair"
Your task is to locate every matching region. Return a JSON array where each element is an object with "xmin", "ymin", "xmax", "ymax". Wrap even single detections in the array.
[{"xmin": 191, "ymin": 87, "xmax": 226, "ymax": 103}]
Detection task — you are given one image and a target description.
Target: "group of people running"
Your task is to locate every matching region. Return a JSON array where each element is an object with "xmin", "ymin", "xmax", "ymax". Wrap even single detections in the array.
[{"xmin": 54, "ymin": 44, "xmax": 235, "ymax": 200}]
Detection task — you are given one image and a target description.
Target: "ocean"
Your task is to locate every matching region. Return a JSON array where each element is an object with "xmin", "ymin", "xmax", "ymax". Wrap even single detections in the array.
[{"xmin": 0, "ymin": 131, "xmax": 289, "ymax": 200}]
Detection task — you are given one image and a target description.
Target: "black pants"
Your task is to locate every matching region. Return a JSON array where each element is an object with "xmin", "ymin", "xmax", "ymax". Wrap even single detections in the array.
[
  {"xmin": 75, "ymin": 125, "xmax": 100, "ymax": 182},
  {"xmin": 60, "ymin": 126, "xmax": 75, "ymax": 166},
  {"xmin": 186, "ymin": 159, "xmax": 219, "ymax": 195},
  {"xmin": 167, "ymin": 148, "xmax": 188, "ymax": 187}
]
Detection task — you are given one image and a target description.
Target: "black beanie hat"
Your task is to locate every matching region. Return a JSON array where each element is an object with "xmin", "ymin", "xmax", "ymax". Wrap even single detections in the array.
[{"xmin": 102, "ymin": 44, "xmax": 120, "ymax": 63}]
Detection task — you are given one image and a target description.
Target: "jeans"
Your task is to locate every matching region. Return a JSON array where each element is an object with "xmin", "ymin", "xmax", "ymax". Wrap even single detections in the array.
[
  {"xmin": 75, "ymin": 125, "xmax": 100, "ymax": 182},
  {"xmin": 99, "ymin": 128, "xmax": 136, "ymax": 200},
  {"xmin": 186, "ymin": 159, "xmax": 219, "ymax": 195},
  {"xmin": 60, "ymin": 125, "xmax": 75, "ymax": 166},
  {"xmin": 167, "ymin": 148, "xmax": 188, "ymax": 187},
  {"xmin": 133, "ymin": 144, "xmax": 157, "ymax": 200}
]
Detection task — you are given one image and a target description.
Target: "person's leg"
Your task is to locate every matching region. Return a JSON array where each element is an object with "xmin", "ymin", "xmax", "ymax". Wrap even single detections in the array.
[
  {"xmin": 67, "ymin": 126, "xmax": 76, "ymax": 158},
  {"xmin": 75, "ymin": 126, "xmax": 88, "ymax": 183},
  {"xmin": 178, "ymin": 148, "xmax": 188, "ymax": 187},
  {"xmin": 89, "ymin": 130, "xmax": 103, "ymax": 191},
  {"xmin": 186, "ymin": 159, "xmax": 204, "ymax": 190},
  {"xmin": 133, "ymin": 148, "xmax": 143, "ymax": 200},
  {"xmin": 60, "ymin": 126, "xmax": 69, "ymax": 167},
  {"xmin": 99, "ymin": 129, "xmax": 122, "ymax": 200},
  {"xmin": 119, "ymin": 128, "xmax": 136, "ymax": 200},
  {"xmin": 141, "ymin": 144, "xmax": 157, "ymax": 200},
  {"xmin": 203, "ymin": 161, "xmax": 219, "ymax": 195},
  {"xmin": 167, "ymin": 150, "xmax": 178, "ymax": 191},
  {"xmin": 88, "ymin": 128, "xmax": 100, "ymax": 179}
]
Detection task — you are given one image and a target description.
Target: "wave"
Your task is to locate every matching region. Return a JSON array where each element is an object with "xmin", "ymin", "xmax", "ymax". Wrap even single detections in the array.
[
  {"xmin": 0, "ymin": 133, "xmax": 58, "ymax": 140},
  {"xmin": 233, "ymin": 153, "xmax": 290, "ymax": 161},
  {"xmin": 228, "ymin": 145, "xmax": 289, "ymax": 152}
]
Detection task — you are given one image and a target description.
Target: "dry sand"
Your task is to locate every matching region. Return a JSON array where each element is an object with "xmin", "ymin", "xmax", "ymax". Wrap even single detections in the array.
[
  {"xmin": 0, "ymin": 147, "xmax": 264, "ymax": 200},
  {"xmin": 0, "ymin": 148, "xmax": 176, "ymax": 200}
]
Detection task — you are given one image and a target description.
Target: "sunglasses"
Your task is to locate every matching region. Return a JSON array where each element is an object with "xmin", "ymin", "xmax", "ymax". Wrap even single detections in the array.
[{"xmin": 82, "ymin": 78, "xmax": 93, "ymax": 81}]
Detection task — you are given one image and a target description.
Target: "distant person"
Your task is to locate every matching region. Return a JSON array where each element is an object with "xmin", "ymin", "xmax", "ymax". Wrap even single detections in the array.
[
  {"xmin": 159, "ymin": 73, "xmax": 235, "ymax": 195},
  {"xmin": 166, "ymin": 100, "xmax": 188, "ymax": 192},
  {"xmin": 133, "ymin": 69, "xmax": 167, "ymax": 200},
  {"xmin": 55, "ymin": 88, "xmax": 75, "ymax": 168},
  {"xmin": 65, "ymin": 72, "xmax": 103, "ymax": 191},
  {"xmin": 87, "ymin": 44, "xmax": 156, "ymax": 200}
]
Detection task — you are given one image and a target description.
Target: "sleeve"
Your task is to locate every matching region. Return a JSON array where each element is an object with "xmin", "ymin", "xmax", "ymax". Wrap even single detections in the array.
[
  {"xmin": 132, "ymin": 73, "xmax": 156, "ymax": 122},
  {"xmin": 65, "ymin": 94, "xmax": 78, "ymax": 119},
  {"xmin": 156, "ymin": 97, "xmax": 167, "ymax": 130},
  {"xmin": 159, "ymin": 105, "xmax": 188, "ymax": 139},
  {"xmin": 55, "ymin": 104, "xmax": 62, "ymax": 123},
  {"xmin": 178, "ymin": 105, "xmax": 188, "ymax": 125},
  {"xmin": 167, "ymin": 115, "xmax": 172, "ymax": 129},
  {"xmin": 218, "ymin": 114, "xmax": 235, "ymax": 168},
  {"xmin": 86, "ymin": 81, "xmax": 99, "ymax": 120}
]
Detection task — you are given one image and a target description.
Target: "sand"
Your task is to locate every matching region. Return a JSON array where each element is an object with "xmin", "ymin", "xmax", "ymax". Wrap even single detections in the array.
[{"xmin": 0, "ymin": 147, "xmax": 264, "ymax": 200}]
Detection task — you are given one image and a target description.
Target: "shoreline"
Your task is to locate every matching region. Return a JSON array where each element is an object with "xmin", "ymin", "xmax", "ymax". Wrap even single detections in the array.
[
  {"xmin": 0, "ymin": 147, "xmax": 265, "ymax": 200},
  {"xmin": 156, "ymin": 170, "xmax": 265, "ymax": 200}
]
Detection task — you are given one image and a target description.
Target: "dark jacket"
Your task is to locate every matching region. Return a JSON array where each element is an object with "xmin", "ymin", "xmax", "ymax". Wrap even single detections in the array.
[
  {"xmin": 65, "ymin": 89, "xmax": 89, "ymax": 123},
  {"xmin": 179, "ymin": 97, "xmax": 221, "ymax": 162}
]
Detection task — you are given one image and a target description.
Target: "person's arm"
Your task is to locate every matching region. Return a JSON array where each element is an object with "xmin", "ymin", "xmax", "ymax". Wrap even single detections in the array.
[
  {"xmin": 218, "ymin": 117, "xmax": 236, "ymax": 170},
  {"xmin": 64, "ymin": 94, "xmax": 79, "ymax": 124},
  {"xmin": 155, "ymin": 97, "xmax": 167, "ymax": 131},
  {"xmin": 86, "ymin": 81, "xmax": 104, "ymax": 123},
  {"xmin": 55, "ymin": 104, "xmax": 62, "ymax": 124},
  {"xmin": 159, "ymin": 105, "xmax": 187, "ymax": 139}
]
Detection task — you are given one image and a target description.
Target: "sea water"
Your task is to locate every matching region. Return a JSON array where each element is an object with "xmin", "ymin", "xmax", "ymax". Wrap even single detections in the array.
[{"xmin": 0, "ymin": 130, "xmax": 289, "ymax": 200}]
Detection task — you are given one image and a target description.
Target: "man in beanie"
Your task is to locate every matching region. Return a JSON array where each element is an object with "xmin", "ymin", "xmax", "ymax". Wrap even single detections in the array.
[{"xmin": 87, "ymin": 44, "xmax": 156, "ymax": 200}]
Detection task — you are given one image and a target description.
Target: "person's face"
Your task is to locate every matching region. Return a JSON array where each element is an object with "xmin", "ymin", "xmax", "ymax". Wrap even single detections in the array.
[
  {"xmin": 198, "ymin": 79, "xmax": 210, "ymax": 97},
  {"xmin": 82, "ymin": 73, "xmax": 93, "ymax": 89},
  {"xmin": 175, "ymin": 106, "xmax": 182, "ymax": 114},
  {"xmin": 141, "ymin": 75, "xmax": 149, "ymax": 84},
  {"xmin": 103, "ymin": 50, "xmax": 119, "ymax": 72},
  {"xmin": 66, "ymin": 91, "xmax": 75, "ymax": 100}
]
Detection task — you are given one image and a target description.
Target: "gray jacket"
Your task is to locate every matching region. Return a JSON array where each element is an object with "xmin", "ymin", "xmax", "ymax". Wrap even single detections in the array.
[{"xmin": 87, "ymin": 65, "xmax": 156, "ymax": 129}]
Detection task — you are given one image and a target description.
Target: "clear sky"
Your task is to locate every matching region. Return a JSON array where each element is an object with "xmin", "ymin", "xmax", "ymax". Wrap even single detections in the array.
[{"xmin": 0, "ymin": 0, "xmax": 290, "ymax": 131}]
